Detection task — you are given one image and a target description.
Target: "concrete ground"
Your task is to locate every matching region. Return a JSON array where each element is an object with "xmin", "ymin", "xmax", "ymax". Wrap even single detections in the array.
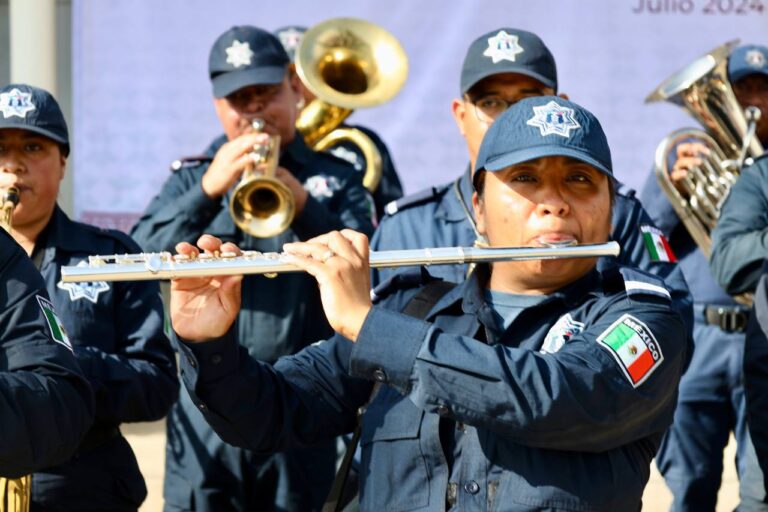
[{"xmin": 124, "ymin": 420, "xmax": 740, "ymax": 511}]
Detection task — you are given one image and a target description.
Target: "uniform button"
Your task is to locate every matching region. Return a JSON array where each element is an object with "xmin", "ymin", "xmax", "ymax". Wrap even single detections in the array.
[
  {"xmin": 464, "ymin": 481, "xmax": 480, "ymax": 494},
  {"xmin": 186, "ymin": 356, "xmax": 197, "ymax": 368},
  {"xmin": 211, "ymin": 354, "xmax": 223, "ymax": 365},
  {"xmin": 372, "ymin": 369, "xmax": 386, "ymax": 382},
  {"xmin": 198, "ymin": 403, "xmax": 207, "ymax": 411},
  {"xmin": 436, "ymin": 405, "xmax": 450, "ymax": 416}
]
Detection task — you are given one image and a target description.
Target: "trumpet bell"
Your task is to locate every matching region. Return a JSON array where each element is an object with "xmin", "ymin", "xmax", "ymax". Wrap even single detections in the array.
[
  {"xmin": 230, "ymin": 177, "xmax": 296, "ymax": 238},
  {"xmin": 296, "ymin": 17, "xmax": 408, "ymax": 110}
]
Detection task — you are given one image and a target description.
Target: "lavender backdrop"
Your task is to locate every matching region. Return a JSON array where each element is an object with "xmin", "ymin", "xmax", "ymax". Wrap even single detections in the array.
[{"xmin": 71, "ymin": 0, "xmax": 768, "ymax": 229}]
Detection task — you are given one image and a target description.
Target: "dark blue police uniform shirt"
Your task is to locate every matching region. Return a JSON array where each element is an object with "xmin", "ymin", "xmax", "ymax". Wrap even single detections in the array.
[
  {"xmin": 371, "ymin": 169, "xmax": 693, "ymax": 331},
  {"xmin": 175, "ymin": 264, "xmax": 687, "ymax": 512},
  {"xmin": 31, "ymin": 207, "xmax": 178, "ymax": 506},
  {"xmin": 131, "ymin": 133, "xmax": 375, "ymax": 362},
  {"xmin": 0, "ymin": 228, "xmax": 94, "ymax": 477},
  {"xmin": 323, "ymin": 123, "xmax": 403, "ymax": 220},
  {"xmin": 711, "ymin": 154, "xmax": 768, "ymax": 295}
]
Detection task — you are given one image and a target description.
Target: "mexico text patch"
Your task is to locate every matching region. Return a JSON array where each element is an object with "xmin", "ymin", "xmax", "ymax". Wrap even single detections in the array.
[{"xmin": 596, "ymin": 314, "xmax": 663, "ymax": 387}]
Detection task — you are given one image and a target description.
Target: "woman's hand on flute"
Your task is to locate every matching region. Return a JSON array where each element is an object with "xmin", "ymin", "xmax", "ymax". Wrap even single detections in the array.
[
  {"xmin": 170, "ymin": 234, "xmax": 244, "ymax": 342},
  {"xmin": 283, "ymin": 230, "xmax": 372, "ymax": 342}
]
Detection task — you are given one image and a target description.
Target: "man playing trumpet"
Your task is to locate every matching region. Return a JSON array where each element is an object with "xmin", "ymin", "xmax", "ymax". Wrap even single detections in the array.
[
  {"xmin": 169, "ymin": 97, "xmax": 687, "ymax": 511},
  {"xmin": 131, "ymin": 25, "xmax": 374, "ymax": 512}
]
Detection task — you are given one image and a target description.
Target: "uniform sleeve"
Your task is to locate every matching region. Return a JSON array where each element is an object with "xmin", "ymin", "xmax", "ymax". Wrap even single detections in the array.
[
  {"xmin": 175, "ymin": 329, "xmax": 371, "ymax": 453},
  {"xmin": 0, "ymin": 242, "xmax": 94, "ymax": 476},
  {"xmin": 349, "ymin": 295, "xmax": 686, "ymax": 453},
  {"xmin": 743, "ymin": 266, "xmax": 768, "ymax": 484},
  {"xmin": 71, "ymin": 238, "xmax": 178, "ymax": 424},
  {"xmin": 130, "ymin": 168, "xmax": 223, "ymax": 252},
  {"xmin": 610, "ymin": 193, "xmax": 693, "ymax": 333},
  {"xmin": 637, "ymin": 172, "xmax": 680, "ymax": 236},
  {"xmin": 710, "ymin": 163, "xmax": 768, "ymax": 294},
  {"xmin": 292, "ymin": 169, "xmax": 375, "ymax": 239}
]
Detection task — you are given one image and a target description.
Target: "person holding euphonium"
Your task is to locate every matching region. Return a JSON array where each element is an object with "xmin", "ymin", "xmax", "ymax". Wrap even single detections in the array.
[{"xmin": 168, "ymin": 97, "xmax": 687, "ymax": 512}]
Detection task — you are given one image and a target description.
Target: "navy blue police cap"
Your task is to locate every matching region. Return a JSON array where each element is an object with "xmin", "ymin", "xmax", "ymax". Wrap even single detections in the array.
[
  {"xmin": 0, "ymin": 84, "xmax": 69, "ymax": 156},
  {"xmin": 460, "ymin": 28, "xmax": 557, "ymax": 95},
  {"xmin": 274, "ymin": 26, "xmax": 307, "ymax": 63},
  {"xmin": 728, "ymin": 44, "xmax": 768, "ymax": 83},
  {"xmin": 475, "ymin": 96, "xmax": 612, "ymax": 180},
  {"xmin": 209, "ymin": 26, "xmax": 290, "ymax": 98}
]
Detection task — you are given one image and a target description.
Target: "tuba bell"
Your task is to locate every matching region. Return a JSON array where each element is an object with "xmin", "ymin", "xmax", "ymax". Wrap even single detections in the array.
[
  {"xmin": 646, "ymin": 40, "xmax": 764, "ymax": 259},
  {"xmin": 294, "ymin": 18, "xmax": 408, "ymax": 191},
  {"xmin": 229, "ymin": 120, "xmax": 295, "ymax": 238}
]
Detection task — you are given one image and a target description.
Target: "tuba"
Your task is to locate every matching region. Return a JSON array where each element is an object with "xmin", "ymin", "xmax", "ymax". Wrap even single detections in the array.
[
  {"xmin": 229, "ymin": 120, "xmax": 295, "ymax": 238},
  {"xmin": 0, "ymin": 187, "xmax": 31, "ymax": 512},
  {"xmin": 294, "ymin": 18, "xmax": 408, "ymax": 191},
  {"xmin": 646, "ymin": 40, "xmax": 764, "ymax": 259}
]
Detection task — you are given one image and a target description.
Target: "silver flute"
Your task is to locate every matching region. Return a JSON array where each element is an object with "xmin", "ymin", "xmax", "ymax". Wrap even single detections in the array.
[{"xmin": 60, "ymin": 242, "xmax": 620, "ymax": 283}]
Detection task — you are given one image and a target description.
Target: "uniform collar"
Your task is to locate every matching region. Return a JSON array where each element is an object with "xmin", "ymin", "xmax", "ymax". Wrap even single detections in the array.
[
  {"xmin": 39, "ymin": 205, "xmax": 88, "ymax": 253},
  {"xmin": 459, "ymin": 264, "xmax": 603, "ymax": 316},
  {"xmin": 436, "ymin": 166, "xmax": 475, "ymax": 222}
]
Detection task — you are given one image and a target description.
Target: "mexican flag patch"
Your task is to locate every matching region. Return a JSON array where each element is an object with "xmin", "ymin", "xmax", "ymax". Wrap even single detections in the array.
[
  {"xmin": 640, "ymin": 225, "xmax": 676, "ymax": 262},
  {"xmin": 36, "ymin": 295, "xmax": 72, "ymax": 352},
  {"xmin": 596, "ymin": 314, "xmax": 663, "ymax": 387}
]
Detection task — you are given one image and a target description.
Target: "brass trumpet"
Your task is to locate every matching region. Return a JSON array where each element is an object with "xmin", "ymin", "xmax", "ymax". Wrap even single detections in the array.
[{"xmin": 229, "ymin": 120, "xmax": 295, "ymax": 238}]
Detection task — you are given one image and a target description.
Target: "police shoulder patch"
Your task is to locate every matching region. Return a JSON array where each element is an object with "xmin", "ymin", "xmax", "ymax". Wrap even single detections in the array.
[
  {"xmin": 596, "ymin": 313, "xmax": 663, "ymax": 387},
  {"xmin": 36, "ymin": 295, "xmax": 73, "ymax": 352},
  {"xmin": 541, "ymin": 313, "xmax": 585, "ymax": 353}
]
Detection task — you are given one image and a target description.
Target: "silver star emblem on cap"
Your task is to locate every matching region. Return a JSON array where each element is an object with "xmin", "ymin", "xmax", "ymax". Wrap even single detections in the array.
[
  {"xmin": 746, "ymin": 49, "xmax": 766, "ymax": 68},
  {"xmin": 526, "ymin": 101, "xmax": 581, "ymax": 138},
  {"xmin": 483, "ymin": 30, "xmax": 524, "ymax": 64},
  {"xmin": 0, "ymin": 88, "xmax": 36, "ymax": 119},
  {"xmin": 225, "ymin": 40, "xmax": 255, "ymax": 68},
  {"xmin": 278, "ymin": 28, "xmax": 304, "ymax": 53}
]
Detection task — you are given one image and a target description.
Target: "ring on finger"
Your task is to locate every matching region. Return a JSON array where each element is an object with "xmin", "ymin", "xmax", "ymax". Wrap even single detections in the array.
[{"xmin": 320, "ymin": 249, "xmax": 335, "ymax": 263}]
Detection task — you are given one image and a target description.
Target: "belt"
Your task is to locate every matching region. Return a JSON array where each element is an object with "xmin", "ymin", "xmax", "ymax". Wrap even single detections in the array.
[
  {"xmin": 76, "ymin": 425, "xmax": 121, "ymax": 455},
  {"xmin": 700, "ymin": 304, "xmax": 749, "ymax": 333}
]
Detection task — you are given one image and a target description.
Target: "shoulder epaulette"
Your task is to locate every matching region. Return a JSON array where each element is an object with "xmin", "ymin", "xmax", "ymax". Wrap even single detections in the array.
[
  {"xmin": 370, "ymin": 267, "xmax": 439, "ymax": 304},
  {"xmin": 383, "ymin": 185, "xmax": 449, "ymax": 217},
  {"xmin": 617, "ymin": 267, "xmax": 671, "ymax": 302},
  {"xmin": 616, "ymin": 183, "xmax": 636, "ymax": 198},
  {"xmin": 170, "ymin": 155, "xmax": 213, "ymax": 172}
]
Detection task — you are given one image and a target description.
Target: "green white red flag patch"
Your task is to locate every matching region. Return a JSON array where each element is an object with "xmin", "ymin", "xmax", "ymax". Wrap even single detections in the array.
[
  {"xmin": 640, "ymin": 225, "xmax": 676, "ymax": 262},
  {"xmin": 36, "ymin": 295, "xmax": 72, "ymax": 352},
  {"xmin": 596, "ymin": 314, "xmax": 663, "ymax": 387}
]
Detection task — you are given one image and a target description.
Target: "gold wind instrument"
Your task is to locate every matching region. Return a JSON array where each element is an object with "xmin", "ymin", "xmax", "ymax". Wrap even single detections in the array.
[
  {"xmin": 1, "ymin": 187, "xmax": 20, "ymax": 234},
  {"xmin": 295, "ymin": 17, "xmax": 408, "ymax": 191},
  {"xmin": 229, "ymin": 120, "xmax": 295, "ymax": 238},
  {"xmin": 646, "ymin": 40, "xmax": 764, "ymax": 259},
  {"xmin": 0, "ymin": 189, "xmax": 30, "ymax": 512},
  {"xmin": 60, "ymin": 242, "xmax": 620, "ymax": 283}
]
